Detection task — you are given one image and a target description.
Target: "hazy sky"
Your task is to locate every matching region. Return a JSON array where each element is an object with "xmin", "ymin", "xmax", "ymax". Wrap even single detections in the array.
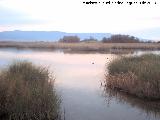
[{"xmin": 0, "ymin": 0, "xmax": 160, "ymax": 40}]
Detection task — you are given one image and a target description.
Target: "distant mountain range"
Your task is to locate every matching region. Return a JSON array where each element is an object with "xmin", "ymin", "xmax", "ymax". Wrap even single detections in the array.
[{"xmin": 0, "ymin": 30, "xmax": 111, "ymax": 41}]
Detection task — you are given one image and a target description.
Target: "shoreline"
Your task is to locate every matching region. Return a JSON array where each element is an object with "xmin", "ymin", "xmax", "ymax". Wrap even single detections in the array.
[{"xmin": 0, "ymin": 42, "xmax": 160, "ymax": 51}]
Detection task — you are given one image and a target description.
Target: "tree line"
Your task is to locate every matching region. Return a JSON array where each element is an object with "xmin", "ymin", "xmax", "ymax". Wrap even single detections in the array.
[
  {"xmin": 59, "ymin": 35, "xmax": 158, "ymax": 43},
  {"xmin": 102, "ymin": 34, "xmax": 140, "ymax": 43}
]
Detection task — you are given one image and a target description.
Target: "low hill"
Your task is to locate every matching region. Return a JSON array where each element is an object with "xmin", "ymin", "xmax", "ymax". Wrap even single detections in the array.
[{"xmin": 0, "ymin": 30, "xmax": 111, "ymax": 41}]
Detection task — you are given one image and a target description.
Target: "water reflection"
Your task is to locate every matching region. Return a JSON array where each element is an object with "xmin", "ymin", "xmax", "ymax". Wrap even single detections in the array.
[
  {"xmin": 0, "ymin": 47, "xmax": 135, "ymax": 54},
  {"xmin": 62, "ymin": 49, "xmax": 135, "ymax": 54},
  {"xmin": 102, "ymin": 50, "xmax": 160, "ymax": 120},
  {"xmin": 101, "ymin": 78, "xmax": 160, "ymax": 119},
  {"xmin": 0, "ymin": 48, "xmax": 160, "ymax": 120}
]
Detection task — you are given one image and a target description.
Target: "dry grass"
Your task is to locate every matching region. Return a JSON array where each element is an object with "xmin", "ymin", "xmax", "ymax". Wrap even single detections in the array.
[
  {"xmin": 0, "ymin": 42, "xmax": 160, "ymax": 51},
  {"xmin": 106, "ymin": 54, "xmax": 160, "ymax": 100},
  {"xmin": 0, "ymin": 61, "xmax": 61, "ymax": 120}
]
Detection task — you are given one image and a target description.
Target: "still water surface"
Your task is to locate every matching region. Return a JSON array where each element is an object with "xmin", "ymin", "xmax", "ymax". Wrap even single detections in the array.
[{"xmin": 0, "ymin": 48, "xmax": 160, "ymax": 120}]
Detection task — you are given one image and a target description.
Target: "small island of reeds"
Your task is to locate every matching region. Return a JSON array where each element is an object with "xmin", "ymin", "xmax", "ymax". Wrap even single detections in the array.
[
  {"xmin": 105, "ymin": 54, "xmax": 160, "ymax": 100},
  {"xmin": 0, "ymin": 61, "xmax": 61, "ymax": 120}
]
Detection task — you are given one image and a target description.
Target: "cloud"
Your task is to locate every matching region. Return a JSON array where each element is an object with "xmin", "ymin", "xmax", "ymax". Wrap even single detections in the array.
[
  {"xmin": 151, "ymin": 17, "xmax": 160, "ymax": 20},
  {"xmin": 0, "ymin": 0, "xmax": 160, "ymax": 39},
  {"xmin": 0, "ymin": 7, "xmax": 43, "ymax": 25}
]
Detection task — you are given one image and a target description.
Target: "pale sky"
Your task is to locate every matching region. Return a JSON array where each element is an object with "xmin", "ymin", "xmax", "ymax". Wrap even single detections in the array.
[{"xmin": 0, "ymin": 0, "xmax": 160, "ymax": 40}]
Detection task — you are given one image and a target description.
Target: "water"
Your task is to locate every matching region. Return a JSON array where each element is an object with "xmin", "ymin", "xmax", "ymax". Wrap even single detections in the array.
[{"xmin": 0, "ymin": 48, "xmax": 160, "ymax": 120}]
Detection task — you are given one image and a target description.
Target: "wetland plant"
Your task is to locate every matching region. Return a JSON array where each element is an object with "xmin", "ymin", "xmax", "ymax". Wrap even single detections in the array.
[
  {"xmin": 0, "ymin": 61, "xmax": 61, "ymax": 120},
  {"xmin": 106, "ymin": 54, "xmax": 160, "ymax": 100}
]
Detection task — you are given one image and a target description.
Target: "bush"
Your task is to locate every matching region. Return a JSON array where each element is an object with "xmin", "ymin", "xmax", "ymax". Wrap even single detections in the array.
[
  {"xmin": 0, "ymin": 61, "xmax": 61, "ymax": 120},
  {"xmin": 102, "ymin": 34, "xmax": 140, "ymax": 43},
  {"xmin": 59, "ymin": 36, "xmax": 80, "ymax": 43},
  {"xmin": 81, "ymin": 37, "xmax": 98, "ymax": 43},
  {"xmin": 106, "ymin": 54, "xmax": 160, "ymax": 100}
]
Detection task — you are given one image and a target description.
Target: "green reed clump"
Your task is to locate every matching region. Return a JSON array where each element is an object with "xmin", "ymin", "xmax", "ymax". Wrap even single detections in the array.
[
  {"xmin": 0, "ymin": 61, "xmax": 61, "ymax": 120},
  {"xmin": 106, "ymin": 54, "xmax": 160, "ymax": 100}
]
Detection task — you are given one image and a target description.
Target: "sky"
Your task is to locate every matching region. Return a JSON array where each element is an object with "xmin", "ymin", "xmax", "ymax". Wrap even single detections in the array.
[{"xmin": 0, "ymin": 0, "xmax": 160, "ymax": 40}]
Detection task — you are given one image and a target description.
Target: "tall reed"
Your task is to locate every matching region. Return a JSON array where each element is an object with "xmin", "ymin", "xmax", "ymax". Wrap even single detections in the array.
[
  {"xmin": 0, "ymin": 61, "xmax": 61, "ymax": 120},
  {"xmin": 106, "ymin": 54, "xmax": 160, "ymax": 100}
]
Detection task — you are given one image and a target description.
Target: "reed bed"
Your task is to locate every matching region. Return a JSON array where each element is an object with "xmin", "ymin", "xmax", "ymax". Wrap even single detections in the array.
[
  {"xmin": 106, "ymin": 54, "xmax": 160, "ymax": 100},
  {"xmin": 0, "ymin": 42, "xmax": 160, "ymax": 51},
  {"xmin": 0, "ymin": 61, "xmax": 61, "ymax": 120}
]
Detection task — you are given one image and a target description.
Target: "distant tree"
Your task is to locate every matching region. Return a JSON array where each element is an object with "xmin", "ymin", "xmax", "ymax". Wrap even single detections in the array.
[
  {"xmin": 59, "ymin": 36, "xmax": 80, "ymax": 43},
  {"xmin": 146, "ymin": 40, "xmax": 153, "ymax": 43},
  {"xmin": 102, "ymin": 37, "xmax": 109, "ymax": 42},
  {"xmin": 157, "ymin": 41, "xmax": 160, "ymax": 43},
  {"xmin": 81, "ymin": 36, "xmax": 98, "ymax": 43},
  {"xmin": 102, "ymin": 34, "xmax": 140, "ymax": 43}
]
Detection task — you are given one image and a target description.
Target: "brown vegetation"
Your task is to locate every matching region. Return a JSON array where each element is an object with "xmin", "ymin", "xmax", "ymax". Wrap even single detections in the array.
[
  {"xmin": 0, "ymin": 42, "xmax": 159, "ymax": 52},
  {"xmin": 0, "ymin": 61, "xmax": 61, "ymax": 120},
  {"xmin": 106, "ymin": 54, "xmax": 160, "ymax": 100}
]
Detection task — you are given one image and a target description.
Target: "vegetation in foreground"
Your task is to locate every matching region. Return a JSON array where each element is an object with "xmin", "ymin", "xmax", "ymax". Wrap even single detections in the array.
[
  {"xmin": 0, "ymin": 61, "xmax": 61, "ymax": 120},
  {"xmin": 106, "ymin": 54, "xmax": 160, "ymax": 100}
]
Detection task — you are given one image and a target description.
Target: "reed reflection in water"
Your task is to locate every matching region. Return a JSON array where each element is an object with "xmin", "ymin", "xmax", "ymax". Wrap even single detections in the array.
[{"xmin": 101, "ymin": 83, "xmax": 160, "ymax": 119}]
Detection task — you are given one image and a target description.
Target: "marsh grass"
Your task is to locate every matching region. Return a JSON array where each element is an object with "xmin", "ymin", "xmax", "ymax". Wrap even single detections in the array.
[
  {"xmin": 106, "ymin": 54, "xmax": 160, "ymax": 100},
  {"xmin": 0, "ymin": 42, "xmax": 160, "ymax": 51},
  {"xmin": 0, "ymin": 61, "xmax": 61, "ymax": 120}
]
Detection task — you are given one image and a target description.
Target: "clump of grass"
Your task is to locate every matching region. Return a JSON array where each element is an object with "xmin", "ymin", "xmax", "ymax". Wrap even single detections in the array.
[
  {"xmin": 106, "ymin": 54, "xmax": 160, "ymax": 100},
  {"xmin": 0, "ymin": 61, "xmax": 61, "ymax": 120}
]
